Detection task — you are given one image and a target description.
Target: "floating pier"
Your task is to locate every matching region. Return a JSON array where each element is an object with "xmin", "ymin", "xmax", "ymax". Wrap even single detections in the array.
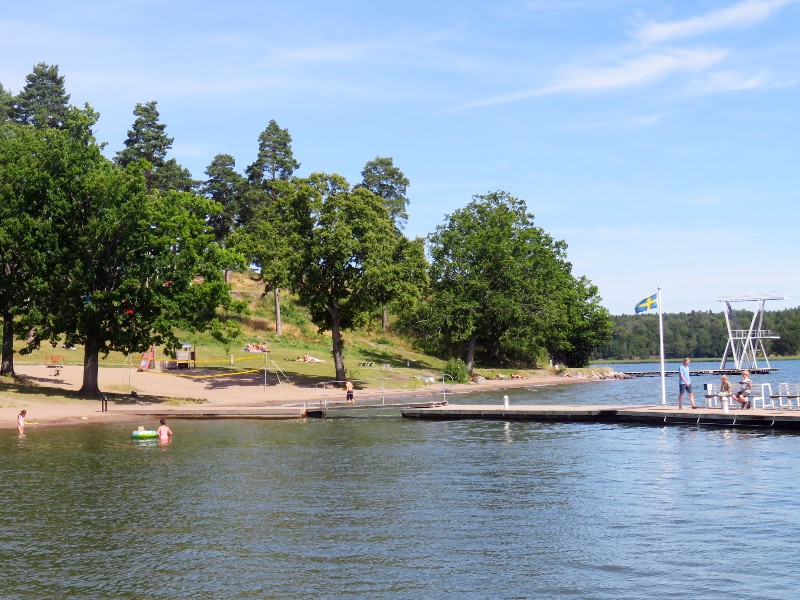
[
  {"xmin": 129, "ymin": 400, "xmax": 448, "ymax": 420},
  {"xmin": 621, "ymin": 368, "xmax": 778, "ymax": 377},
  {"xmin": 401, "ymin": 404, "xmax": 800, "ymax": 431},
  {"xmin": 132, "ymin": 406, "xmax": 309, "ymax": 420}
]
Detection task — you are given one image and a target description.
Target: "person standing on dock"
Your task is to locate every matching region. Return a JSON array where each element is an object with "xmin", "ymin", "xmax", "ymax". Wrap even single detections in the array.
[{"xmin": 677, "ymin": 358, "xmax": 696, "ymax": 409}]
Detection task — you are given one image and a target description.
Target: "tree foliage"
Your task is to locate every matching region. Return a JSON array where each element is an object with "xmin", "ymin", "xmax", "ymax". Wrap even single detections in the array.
[
  {"xmin": 1, "ymin": 62, "xmax": 640, "ymax": 383},
  {"xmin": 14, "ymin": 62, "xmax": 71, "ymax": 128},
  {"xmin": 0, "ymin": 101, "xmax": 233, "ymax": 395},
  {"xmin": 237, "ymin": 120, "xmax": 301, "ymax": 334},
  {"xmin": 287, "ymin": 173, "xmax": 418, "ymax": 380},
  {"xmin": 0, "ymin": 83, "xmax": 15, "ymax": 122},
  {"xmin": 0, "ymin": 121, "xmax": 64, "ymax": 373},
  {"xmin": 595, "ymin": 307, "xmax": 800, "ymax": 360},
  {"xmin": 410, "ymin": 191, "xmax": 611, "ymax": 370},
  {"xmin": 244, "ymin": 119, "xmax": 299, "ymax": 209},
  {"xmin": 115, "ymin": 101, "xmax": 193, "ymax": 192},
  {"xmin": 357, "ymin": 156, "xmax": 410, "ymax": 228},
  {"xmin": 200, "ymin": 153, "xmax": 247, "ymax": 244}
]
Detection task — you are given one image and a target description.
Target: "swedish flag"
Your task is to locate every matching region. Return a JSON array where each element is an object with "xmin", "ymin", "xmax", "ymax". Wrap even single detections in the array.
[{"xmin": 635, "ymin": 293, "xmax": 658, "ymax": 313}]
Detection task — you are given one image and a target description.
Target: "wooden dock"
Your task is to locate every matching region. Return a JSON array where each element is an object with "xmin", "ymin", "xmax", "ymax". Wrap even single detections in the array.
[
  {"xmin": 128, "ymin": 400, "xmax": 448, "ymax": 420},
  {"xmin": 401, "ymin": 404, "xmax": 800, "ymax": 431},
  {"xmin": 131, "ymin": 406, "xmax": 309, "ymax": 420},
  {"xmin": 622, "ymin": 368, "xmax": 778, "ymax": 377}
]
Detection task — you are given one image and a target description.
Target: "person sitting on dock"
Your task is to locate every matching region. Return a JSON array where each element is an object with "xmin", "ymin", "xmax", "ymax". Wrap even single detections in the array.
[
  {"xmin": 718, "ymin": 375, "xmax": 732, "ymax": 406},
  {"xmin": 732, "ymin": 370, "xmax": 753, "ymax": 409}
]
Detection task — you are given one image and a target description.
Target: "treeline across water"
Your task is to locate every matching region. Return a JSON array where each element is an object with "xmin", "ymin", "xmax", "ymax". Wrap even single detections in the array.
[{"xmin": 594, "ymin": 307, "xmax": 800, "ymax": 361}]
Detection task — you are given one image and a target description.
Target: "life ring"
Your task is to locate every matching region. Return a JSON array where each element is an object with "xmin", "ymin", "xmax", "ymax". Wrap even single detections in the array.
[{"xmin": 131, "ymin": 430, "xmax": 158, "ymax": 439}]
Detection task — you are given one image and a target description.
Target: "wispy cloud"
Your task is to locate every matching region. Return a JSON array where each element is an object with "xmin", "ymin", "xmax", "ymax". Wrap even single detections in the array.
[
  {"xmin": 568, "ymin": 112, "xmax": 670, "ymax": 130},
  {"xmin": 634, "ymin": 0, "xmax": 799, "ymax": 44},
  {"xmin": 683, "ymin": 69, "xmax": 777, "ymax": 95},
  {"xmin": 446, "ymin": 49, "xmax": 725, "ymax": 111}
]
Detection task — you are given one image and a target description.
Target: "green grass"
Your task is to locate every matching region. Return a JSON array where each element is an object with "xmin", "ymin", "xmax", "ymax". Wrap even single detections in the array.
[{"xmin": 3, "ymin": 271, "xmax": 604, "ymax": 400}]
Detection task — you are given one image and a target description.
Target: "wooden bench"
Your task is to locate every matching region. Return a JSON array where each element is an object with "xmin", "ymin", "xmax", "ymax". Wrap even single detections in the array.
[
  {"xmin": 704, "ymin": 382, "xmax": 772, "ymax": 409},
  {"xmin": 45, "ymin": 355, "xmax": 64, "ymax": 376}
]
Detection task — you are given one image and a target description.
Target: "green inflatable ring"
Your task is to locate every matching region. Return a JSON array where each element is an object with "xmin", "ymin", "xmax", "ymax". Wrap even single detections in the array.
[{"xmin": 131, "ymin": 430, "xmax": 158, "ymax": 439}]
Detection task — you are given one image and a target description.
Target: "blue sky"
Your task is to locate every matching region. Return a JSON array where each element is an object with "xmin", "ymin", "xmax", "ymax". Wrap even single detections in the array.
[{"xmin": 2, "ymin": 0, "xmax": 798, "ymax": 315}]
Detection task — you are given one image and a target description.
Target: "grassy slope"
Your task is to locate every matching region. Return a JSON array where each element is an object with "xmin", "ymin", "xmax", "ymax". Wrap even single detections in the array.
[{"xmin": 5, "ymin": 272, "xmax": 555, "ymax": 393}]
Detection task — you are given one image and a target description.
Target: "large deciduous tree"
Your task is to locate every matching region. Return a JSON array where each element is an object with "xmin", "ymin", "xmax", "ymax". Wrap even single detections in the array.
[
  {"xmin": 14, "ymin": 62, "xmax": 71, "ymax": 128},
  {"xmin": 288, "ymin": 173, "xmax": 415, "ymax": 380},
  {"xmin": 422, "ymin": 191, "xmax": 610, "ymax": 371},
  {"xmin": 0, "ymin": 122, "xmax": 61, "ymax": 374},
  {"xmin": 11, "ymin": 109, "xmax": 234, "ymax": 396}
]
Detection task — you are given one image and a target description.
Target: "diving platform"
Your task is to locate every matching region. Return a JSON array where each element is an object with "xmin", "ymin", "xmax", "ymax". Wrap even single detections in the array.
[{"xmin": 717, "ymin": 293, "xmax": 786, "ymax": 370}]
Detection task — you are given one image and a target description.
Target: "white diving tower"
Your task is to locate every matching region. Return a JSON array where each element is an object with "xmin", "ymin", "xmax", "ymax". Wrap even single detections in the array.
[{"xmin": 717, "ymin": 294, "xmax": 786, "ymax": 370}]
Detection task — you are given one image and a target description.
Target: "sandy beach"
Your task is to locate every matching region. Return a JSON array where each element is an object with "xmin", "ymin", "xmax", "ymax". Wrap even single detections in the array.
[{"xmin": 1, "ymin": 363, "xmax": 591, "ymax": 430}]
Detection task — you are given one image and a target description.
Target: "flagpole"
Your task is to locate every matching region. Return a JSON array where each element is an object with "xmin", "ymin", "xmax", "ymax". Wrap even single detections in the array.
[{"xmin": 657, "ymin": 287, "xmax": 666, "ymax": 405}]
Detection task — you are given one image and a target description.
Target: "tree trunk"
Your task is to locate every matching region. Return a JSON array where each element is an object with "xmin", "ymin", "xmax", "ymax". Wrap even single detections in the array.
[
  {"xmin": 330, "ymin": 307, "xmax": 345, "ymax": 381},
  {"xmin": 274, "ymin": 287, "xmax": 282, "ymax": 336},
  {"xmin": 224, "ymin": 269, "xmax": 231, "ymax": 284},
  {"xmin": 381, "ymin": 305, "xmax": 388, "ymax": 330},
  {"xmin": 465, "ymin": 334, "xmax": 477, "ymax": 375},
  {"xmin": 78, "ymin": 334, "xmax": 102, "ymax": 397},
  {"xmin": 1, "ymin": 311, "xmax": 14, "ymax": 376}
]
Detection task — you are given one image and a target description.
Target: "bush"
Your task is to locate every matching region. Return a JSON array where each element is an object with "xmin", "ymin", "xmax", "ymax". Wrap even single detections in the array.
[{"xmin": 443, "ymin": 357, "xmax": 469, "ymax": 383}]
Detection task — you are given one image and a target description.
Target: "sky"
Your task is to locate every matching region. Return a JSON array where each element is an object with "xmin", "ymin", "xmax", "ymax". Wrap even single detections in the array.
[{"xmin": 2, "ymin": 0, "xmax": 799, "ymax": 316}]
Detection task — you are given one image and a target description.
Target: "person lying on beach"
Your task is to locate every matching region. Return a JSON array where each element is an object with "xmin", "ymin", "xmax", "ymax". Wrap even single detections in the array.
[
  {"xmin": 245, "ymin": 343, "xmax": 268, "ymax": 352},
  {"xmin": 296, "ymin": 353, "xmax": 326, "ymax": 363}
]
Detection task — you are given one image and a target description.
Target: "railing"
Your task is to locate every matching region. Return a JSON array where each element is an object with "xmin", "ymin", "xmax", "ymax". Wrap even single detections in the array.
[{"xmin": 313, "ymin": 374, "xmax": 454, "ymax": 408}]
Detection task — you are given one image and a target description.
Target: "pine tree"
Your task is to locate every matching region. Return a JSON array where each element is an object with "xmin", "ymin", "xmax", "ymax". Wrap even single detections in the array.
[{"xmin": 14, "ymin": 62, "xmax": 71, "ymax": 128}]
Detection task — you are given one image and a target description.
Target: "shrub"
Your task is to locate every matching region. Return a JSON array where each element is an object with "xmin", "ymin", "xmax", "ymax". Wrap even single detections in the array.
[{"xmin": 443, "ymin": 358, "xmax": 469, "ymax": 383}]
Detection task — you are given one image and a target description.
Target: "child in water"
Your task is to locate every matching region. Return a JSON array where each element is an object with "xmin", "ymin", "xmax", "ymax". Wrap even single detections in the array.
[
  {"xmin": 17, "ymin": 410, "xmax": 26, "ymax": 435},
  {"xmin": 157, "ymin": 418, "xmax": 172, "ymax": 442}
]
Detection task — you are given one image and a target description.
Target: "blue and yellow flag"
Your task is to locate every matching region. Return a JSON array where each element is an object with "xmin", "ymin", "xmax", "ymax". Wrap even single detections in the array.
[{"xmin": 635, "ymin": 293, "xmax": 658, "ymax": 313}]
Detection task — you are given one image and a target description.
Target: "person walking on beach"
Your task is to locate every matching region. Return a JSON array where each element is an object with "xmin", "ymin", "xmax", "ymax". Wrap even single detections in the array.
[
  {"xmin": 17, "ymin": 410, "xmax": 26, "ymax": 435},
  {"xmin": 345, "ymin": 380, "xmax": 354, "ymax": 404},
  {"xmin": 157, "ymin": 418, "xmax": 172, "ymax": 442},
  {"xmin": 678, "ymin": 358, "xmax": 696, "ymax": 409},
  {"xmin": 733, "ymin": 370, "xmax": 753, "ymax": 409}
]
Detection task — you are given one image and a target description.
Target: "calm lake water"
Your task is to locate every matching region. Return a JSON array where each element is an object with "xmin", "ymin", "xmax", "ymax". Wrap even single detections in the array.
[{"xmin": 2, "ymin": 361, "xmax": 800, "ymax": 599}]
